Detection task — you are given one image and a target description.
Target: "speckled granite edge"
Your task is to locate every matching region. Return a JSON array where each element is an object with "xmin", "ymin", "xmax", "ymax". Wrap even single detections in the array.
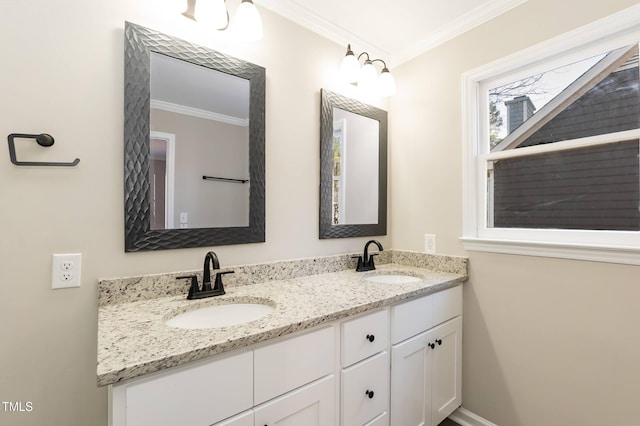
[
  {"xmin": 392, "ymin": 250, "xmax": 468, "ymax": 275},
  {"xmin": 97, "ymin": 249, "xmax": 467, "ymax": 307}
]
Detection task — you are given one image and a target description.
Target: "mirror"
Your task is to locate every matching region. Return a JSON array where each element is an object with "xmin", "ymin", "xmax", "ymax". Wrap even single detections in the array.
[
  {"xmin": 320, "ymin": 89, "xmax": 387, "ymax": 239},
  {"xmin": 124, "ymin": 22, "xmax": 265, "ymax": 251}
]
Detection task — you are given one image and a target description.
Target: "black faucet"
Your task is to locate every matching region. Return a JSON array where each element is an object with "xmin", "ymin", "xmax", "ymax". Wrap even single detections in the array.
[
  {"xmin": 176, "ymin": 251, "xmax": 234, "ymax": 300},
  {"xmin": 353, "ymin": 240, "xmax": 384, "ymax": 272}
]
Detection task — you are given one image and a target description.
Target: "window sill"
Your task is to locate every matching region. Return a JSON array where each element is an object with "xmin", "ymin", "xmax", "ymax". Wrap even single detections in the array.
[{"xmin": 460, "ymin": 237, "xmax": 640, "ymax": 265}]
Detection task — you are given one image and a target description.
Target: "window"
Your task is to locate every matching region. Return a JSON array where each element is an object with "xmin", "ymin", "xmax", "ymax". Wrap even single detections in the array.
[{"xmin": 462, "ymin": 6, "xmax": 640, "ymax": 264}]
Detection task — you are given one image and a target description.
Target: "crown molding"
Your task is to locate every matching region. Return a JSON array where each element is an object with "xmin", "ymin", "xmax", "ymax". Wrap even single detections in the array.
[
  {"xmin": 394, "ymin": 0, "xmax": 528, "ymax": 64},
  {"xmin": 150, "ymin": 99, "xmax": 249, "ymax": 127},
  {"xmin": 256, "ymin": 0, "xmax": 527, "ymax": 67},
  {"xmin": 256, "ymin": 0, "xmax": 392, "ymax": 62}
]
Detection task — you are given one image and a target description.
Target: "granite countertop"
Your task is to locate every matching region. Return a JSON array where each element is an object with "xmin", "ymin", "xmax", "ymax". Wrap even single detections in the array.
[{"xmin": 97, "ymin": 263, "xmax": 466, "ymax": 387}]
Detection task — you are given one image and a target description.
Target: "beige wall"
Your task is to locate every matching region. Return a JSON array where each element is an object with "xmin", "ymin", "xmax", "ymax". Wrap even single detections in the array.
[
  {"xmin": 389, "ymin": 0, "xmax": 640, "ymax": 424},
  {"xmin": 0, "ymin": 1, "xmax": 388, "ymax": 425}
]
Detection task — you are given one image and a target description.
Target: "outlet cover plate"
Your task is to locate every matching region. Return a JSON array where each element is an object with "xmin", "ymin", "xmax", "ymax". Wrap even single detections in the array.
[
  {"xmin": 52, "ymin": 253, "xmax": 82, "ymax": 289},
  {"xmin": 424, "ymin": 234, "xmax": 437, "ymax": 254}
]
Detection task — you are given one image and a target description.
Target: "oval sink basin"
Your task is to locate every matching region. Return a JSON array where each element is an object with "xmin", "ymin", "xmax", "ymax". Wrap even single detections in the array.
[
  {"xmin": 165, "ymin": 303, "xmax": 275, "ymax": 330},
  {"xmin": 365, "ymin": 274, "xmax": 422, "ymax": 284}
]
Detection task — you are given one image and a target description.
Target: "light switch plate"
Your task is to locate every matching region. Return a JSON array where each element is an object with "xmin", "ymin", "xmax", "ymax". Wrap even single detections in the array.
[{"xmin": 52, "ymin": 253, "xmax": 82, "ymax": 289}]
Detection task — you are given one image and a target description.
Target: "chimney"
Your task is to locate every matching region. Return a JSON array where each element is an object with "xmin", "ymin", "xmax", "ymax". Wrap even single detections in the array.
[{"xmin": 505, "ymin": 96, "xmax": 536, "ymax": 134}]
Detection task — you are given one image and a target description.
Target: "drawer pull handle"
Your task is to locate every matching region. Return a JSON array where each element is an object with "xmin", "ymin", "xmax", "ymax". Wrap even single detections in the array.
[
  {"xmin": 366, "ymin": 334, "xmax": 375, "ymax": 342},
  {"xmin": 365, "ymin": 390, "xmax": 375, "ymax": 399},
  {"xmin": 428, "ymin": 342, "xmax": 435, "ymax": 349},
  {"xmin": 436, "ymin": 339, "xmax": 442, "ymax": 346}
]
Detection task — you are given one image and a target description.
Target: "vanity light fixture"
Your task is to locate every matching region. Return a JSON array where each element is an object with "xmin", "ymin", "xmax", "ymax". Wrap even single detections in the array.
[
  {"xmin": 340, "ymin": 44, "xmax": 396, "ymax": 97},
  {"xmin": 234, "ymin": 0, "xmax": 263, "ymax": 42},
  {"xmin": 182, "ymin": 0, "xmax": 263, "ymax": 41}
]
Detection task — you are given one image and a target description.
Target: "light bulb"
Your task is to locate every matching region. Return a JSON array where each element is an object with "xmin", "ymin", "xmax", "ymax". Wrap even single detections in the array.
[
  {"xmin": 378, "ymin": 68, "xmax": 396, "ymax": 96},
  {"xmin": 340, "ymin": 45, "xmax": 360, "ymax": 84},
  {"xmin": 195, "ymin": 0, "xmax": 229, "ymax": 30},
  {"xmin": 358, "ymin": 60, "xmax": 378, "ymax": 92},
  {"xmin": 234, "ymin": 0, "xmax": 263, "ymax": 42}
]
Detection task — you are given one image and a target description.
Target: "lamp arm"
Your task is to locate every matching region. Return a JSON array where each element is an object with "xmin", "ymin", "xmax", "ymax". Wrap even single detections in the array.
[
  {"xmin": 370, "ymin": 58, "xmax": 389, "ymax": 70},
  {"xmin": 357, "ymin": 51, "xmax": 370, "ymax": 62}
]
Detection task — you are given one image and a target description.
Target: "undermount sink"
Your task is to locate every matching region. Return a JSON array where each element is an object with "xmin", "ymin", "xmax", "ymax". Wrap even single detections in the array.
[
  {"xmin": 364, "ymin": 274, "xmax": 423, "ymax": 284},
  {"xmin": 165, "ymin": 300, "xmax": 275, "ymax": 330}
]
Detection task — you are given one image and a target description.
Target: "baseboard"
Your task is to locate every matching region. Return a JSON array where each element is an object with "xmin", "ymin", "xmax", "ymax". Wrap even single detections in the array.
[{"xmin": 448, "ymin": 407, "xmax": 499, "ymax": 426}]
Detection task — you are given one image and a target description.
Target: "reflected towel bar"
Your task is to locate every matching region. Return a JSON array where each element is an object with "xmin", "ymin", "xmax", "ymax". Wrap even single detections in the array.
[{"xmin": 202, "ymin": 175, "xmax": 249, "ymax": 184}]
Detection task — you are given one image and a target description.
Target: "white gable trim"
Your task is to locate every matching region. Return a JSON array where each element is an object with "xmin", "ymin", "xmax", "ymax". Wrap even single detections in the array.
[{"xmin": 492, "ymin": 44, "xmax": 637, "ymax": 152}]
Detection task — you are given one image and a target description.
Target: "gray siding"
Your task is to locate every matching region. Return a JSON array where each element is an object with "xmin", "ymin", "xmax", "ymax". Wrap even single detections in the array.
[{"xmin": 493, "ymin": 140, "xmax": 640, "ymax": 231}]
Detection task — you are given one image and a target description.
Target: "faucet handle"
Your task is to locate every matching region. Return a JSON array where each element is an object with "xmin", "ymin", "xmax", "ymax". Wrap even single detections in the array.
[
  {"xmin": 351, "ymin": 255, "xmax": 364, "ymax": 272},
  {"xmin": 213, "ymin": 270, "xmax": 234, "ymax": 294},
  {"xmin": 367, "ymin": 253, "xmax": 379, "ymax": 270},
  {"xmin": 177, "ymin": 275, "xmax": 200, "ymax": 300}
]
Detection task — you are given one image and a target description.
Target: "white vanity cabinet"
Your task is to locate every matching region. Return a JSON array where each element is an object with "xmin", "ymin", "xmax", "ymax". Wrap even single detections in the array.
[
  {"xmin": 340, "ymin": 309, "xmax": 390, "ymax": 426},
  {"xmin": 109, "ymin": 284, "xmax": 463, "ymax": 426},
  {"xmin": 390, "ymin": 286, "xmax": 462, "ymax": 426},
  {"xmin": 110, "ymin": 326, "xmax": 336, "ymax": 426}
]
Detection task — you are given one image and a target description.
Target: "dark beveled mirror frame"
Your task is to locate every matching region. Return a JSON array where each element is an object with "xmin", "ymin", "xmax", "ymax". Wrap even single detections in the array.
[
  {"xmin": 124, "ymin": 22, "xmax": 265, "ymax": 251},
  {"xmin": 319, "ymin": 89, "xmax": 387, "ymax": 239}
]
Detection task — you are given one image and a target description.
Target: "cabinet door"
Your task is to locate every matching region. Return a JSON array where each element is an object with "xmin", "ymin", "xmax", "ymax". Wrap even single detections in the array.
[
  {"xmin": 431, "ymin": 316, "xmax": 462, "ymax": 426},
  {"xmin": 342, "ymin": 351, "xmax": 389, "ymax": 425},
  {"xmin": 364, "ymin": 411, "xmax": 389, "ymax": 426},
  {"xmin": 390, "ymin": 330, "xmax": 433, "ymax": 426},
  {"xmin": 253, "ymin": 375, "xmax": 335, "ymax": 426}
]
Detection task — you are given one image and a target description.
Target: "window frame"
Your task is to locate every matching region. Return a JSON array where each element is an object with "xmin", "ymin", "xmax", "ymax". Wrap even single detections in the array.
[{"xmin": 461, "ymin": 5, "xmax": 640, "ymax": 265}]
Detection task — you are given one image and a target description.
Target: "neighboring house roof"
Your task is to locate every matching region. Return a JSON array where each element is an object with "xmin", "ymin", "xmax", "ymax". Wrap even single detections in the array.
[{"xmin": 492, "ymin": 44, "xmax": 639, "ymax": 152}]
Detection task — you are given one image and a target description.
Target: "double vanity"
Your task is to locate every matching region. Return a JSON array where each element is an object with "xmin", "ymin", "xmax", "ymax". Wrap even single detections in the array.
[
  {"xmin": 113, "ymin": 21, "xmax": 466, "ymax": 426},
  {"xmin": 98, "ymin": 250, "xmax": 466, "ymax": 426}
]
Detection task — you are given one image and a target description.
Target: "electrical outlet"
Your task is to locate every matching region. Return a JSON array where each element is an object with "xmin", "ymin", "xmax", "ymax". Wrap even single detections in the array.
[
  {"xmin": 52, "ymin": 253, "xmax": 81, "ymax": 289},
  {"xmin": 424, "ymin": 234, "xmax": 436, "ymax": 254}
]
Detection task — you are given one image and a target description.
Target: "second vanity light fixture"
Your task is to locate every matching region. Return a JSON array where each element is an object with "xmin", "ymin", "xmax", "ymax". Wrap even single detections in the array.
[
  {"xmin": 340, "ymin": 44, "xmax": 396, "ymax": 97},
  {"xmin": 183, "ymin": 0, "xmax": 263, "ymax": 42}
]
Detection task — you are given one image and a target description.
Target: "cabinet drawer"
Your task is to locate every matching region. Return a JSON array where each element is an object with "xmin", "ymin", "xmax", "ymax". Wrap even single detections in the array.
[
  {"xmin": 391, "ymin": 293, "xmax": 433, "ymax": 344},
  {"xmin": 433, "ymin": 285, "xmax": 462, "ymax": 327},
  {"xmin": 342, "ymin": 351, "xmax": 389, "ymax": 426},
  {"xmin": 391, "ymin": 286, "xmax": 462, "ymax": 344},
  {"xmin": 254, "ymin": 326, "xmax": 335, "ymax": 404},
  {"xmin": 341, "ymin": 309, "xmax": 389, "ymax": 367},
  {"xmin": 124, "ymin": 351, "xmax": 253, "ymax": 426}
]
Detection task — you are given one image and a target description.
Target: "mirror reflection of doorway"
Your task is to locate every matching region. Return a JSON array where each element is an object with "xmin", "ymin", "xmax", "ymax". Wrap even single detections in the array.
[{"xmin": 149, "ymin": 131, "xmax": 175, "ymax": 230}]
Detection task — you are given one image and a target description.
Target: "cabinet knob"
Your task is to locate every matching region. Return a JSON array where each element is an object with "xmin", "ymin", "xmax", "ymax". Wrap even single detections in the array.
[
  {"xmin": 436, "ymin": 339, "xmax": 442, "ymax": 346},
  {"xmin": 428, "ymin": 342, "xmax": 435, "ymax": 349},
  {"xmin": 366, "ymin": 334, "xmax": 375, "ymax": 342},
  {"xmin": 365, "ymin": 389, "xmax": 375, "ymax": 399}
]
